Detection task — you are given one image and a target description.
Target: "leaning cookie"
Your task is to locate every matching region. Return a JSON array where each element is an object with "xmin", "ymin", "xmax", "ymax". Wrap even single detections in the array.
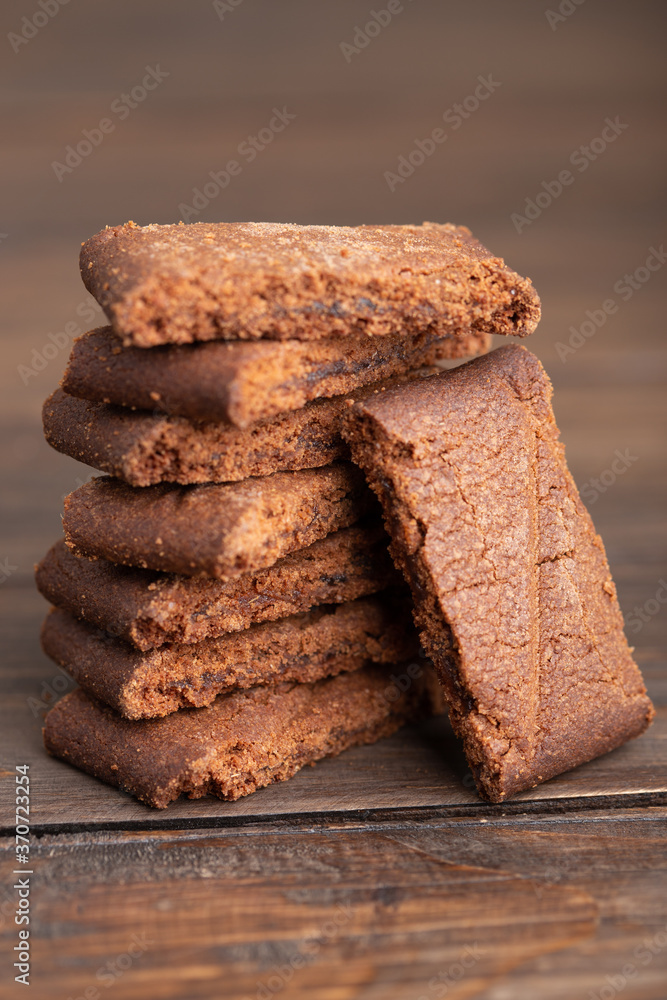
[
  {"xmin": 43, "ymin": 664, "xmax": 441, "ymax": 808},
  {"xmin": 342, "ymin": 345, "xmax": 654, "ymax": 802},
  {"xmin": 80, "ymin": 220, "xmax": 540, "ymax": 346}
]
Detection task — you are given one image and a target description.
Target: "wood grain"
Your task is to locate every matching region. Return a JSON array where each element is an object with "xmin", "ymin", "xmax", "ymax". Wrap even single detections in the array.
[
  {"xmin": 1, "ymin": 586, "xmax": 665, "ymax": 834},
  {"xmin": 1, "ymin": 809, "xmax": 665, "ymax": 1000},
  {"xmin": 1, "ymin": 1, "xmax": 665, "ymax": 997},
  {"xmin": 0, "ymin": 821, "xmax": 602, "ymax": 1000}
]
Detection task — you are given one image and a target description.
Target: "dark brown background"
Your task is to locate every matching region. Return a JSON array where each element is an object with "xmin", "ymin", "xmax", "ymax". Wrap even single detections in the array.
[
  {"xmin": 1, "ymin": 2, "xmax": 666, "ymax": 998},
  {"xmin": 1, "ymin": 0, "xmax": 666, "ymax": 576}
]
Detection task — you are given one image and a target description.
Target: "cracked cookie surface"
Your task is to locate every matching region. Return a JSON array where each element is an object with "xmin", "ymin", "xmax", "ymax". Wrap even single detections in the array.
[{"xmin": 342, "ymin": 344, "xmax": 654, "ymax": 801}]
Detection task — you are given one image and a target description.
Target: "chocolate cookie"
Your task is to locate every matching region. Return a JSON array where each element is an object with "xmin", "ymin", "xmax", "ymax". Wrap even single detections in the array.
[
  {"xmin": 43, "ymin": 373, "xmax": 438, "ymax": 487},
  {"xmin": 80, "ymin": 221, "xmax": 540, "ymax": 347},
  {"xmin": 342, "ymin": 345, "xmax": 654, "ymax": 802},
  {"xmin": 43, "ymin": 664, "xmax": 440, "ymax": 808},
  {"xmin": 62, "ymin": 326, "xmax": 486, "ymax": 427},
  {"xmin": 35, "ymin": 523, "xmax": 398, "ymax": 649},
  {"xmin": 41, "ymin": 594, "xmax": 417, "ymax": 718},
  {"xmin": 63, "ymin": 463, "xmax": 372, "ymax": 579}
]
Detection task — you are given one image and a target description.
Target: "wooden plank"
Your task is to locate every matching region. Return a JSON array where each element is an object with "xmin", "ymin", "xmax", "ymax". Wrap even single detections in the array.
[
  {"xmin": 0, "ymin": 821, "xmax": 600, "ymax": 1000},
  {"xmin": 1, "ymin": 808, "xmax": 665, "ymax": 1000},
  {"xmin": 0, "ymin": 6, "xmax": 665, "ymax": 999},
  {"xmin": 376, "ymin": 809, "xmax": 667, "ymax": 1000},
  {"xmin": 1, "ymin": 587, "xmax": 664, "ymax": 833}
]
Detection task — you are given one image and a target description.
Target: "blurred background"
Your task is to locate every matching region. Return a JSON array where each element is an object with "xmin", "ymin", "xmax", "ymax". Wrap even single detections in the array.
[{"xmin": 1, "ymin": 0, "xmax": 665, "ymax": 647}]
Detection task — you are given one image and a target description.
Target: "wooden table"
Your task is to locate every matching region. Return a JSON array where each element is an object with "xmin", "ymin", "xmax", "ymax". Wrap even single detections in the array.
[{"xmin": 1, "ymin": 2, "xmax": 665, "ymax": 996}]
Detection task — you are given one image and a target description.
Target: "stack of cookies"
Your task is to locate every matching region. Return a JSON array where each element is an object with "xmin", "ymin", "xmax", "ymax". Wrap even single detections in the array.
[{"xmin": 38, "ymin": 220, "xmax": 651, "ymax": 809}]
